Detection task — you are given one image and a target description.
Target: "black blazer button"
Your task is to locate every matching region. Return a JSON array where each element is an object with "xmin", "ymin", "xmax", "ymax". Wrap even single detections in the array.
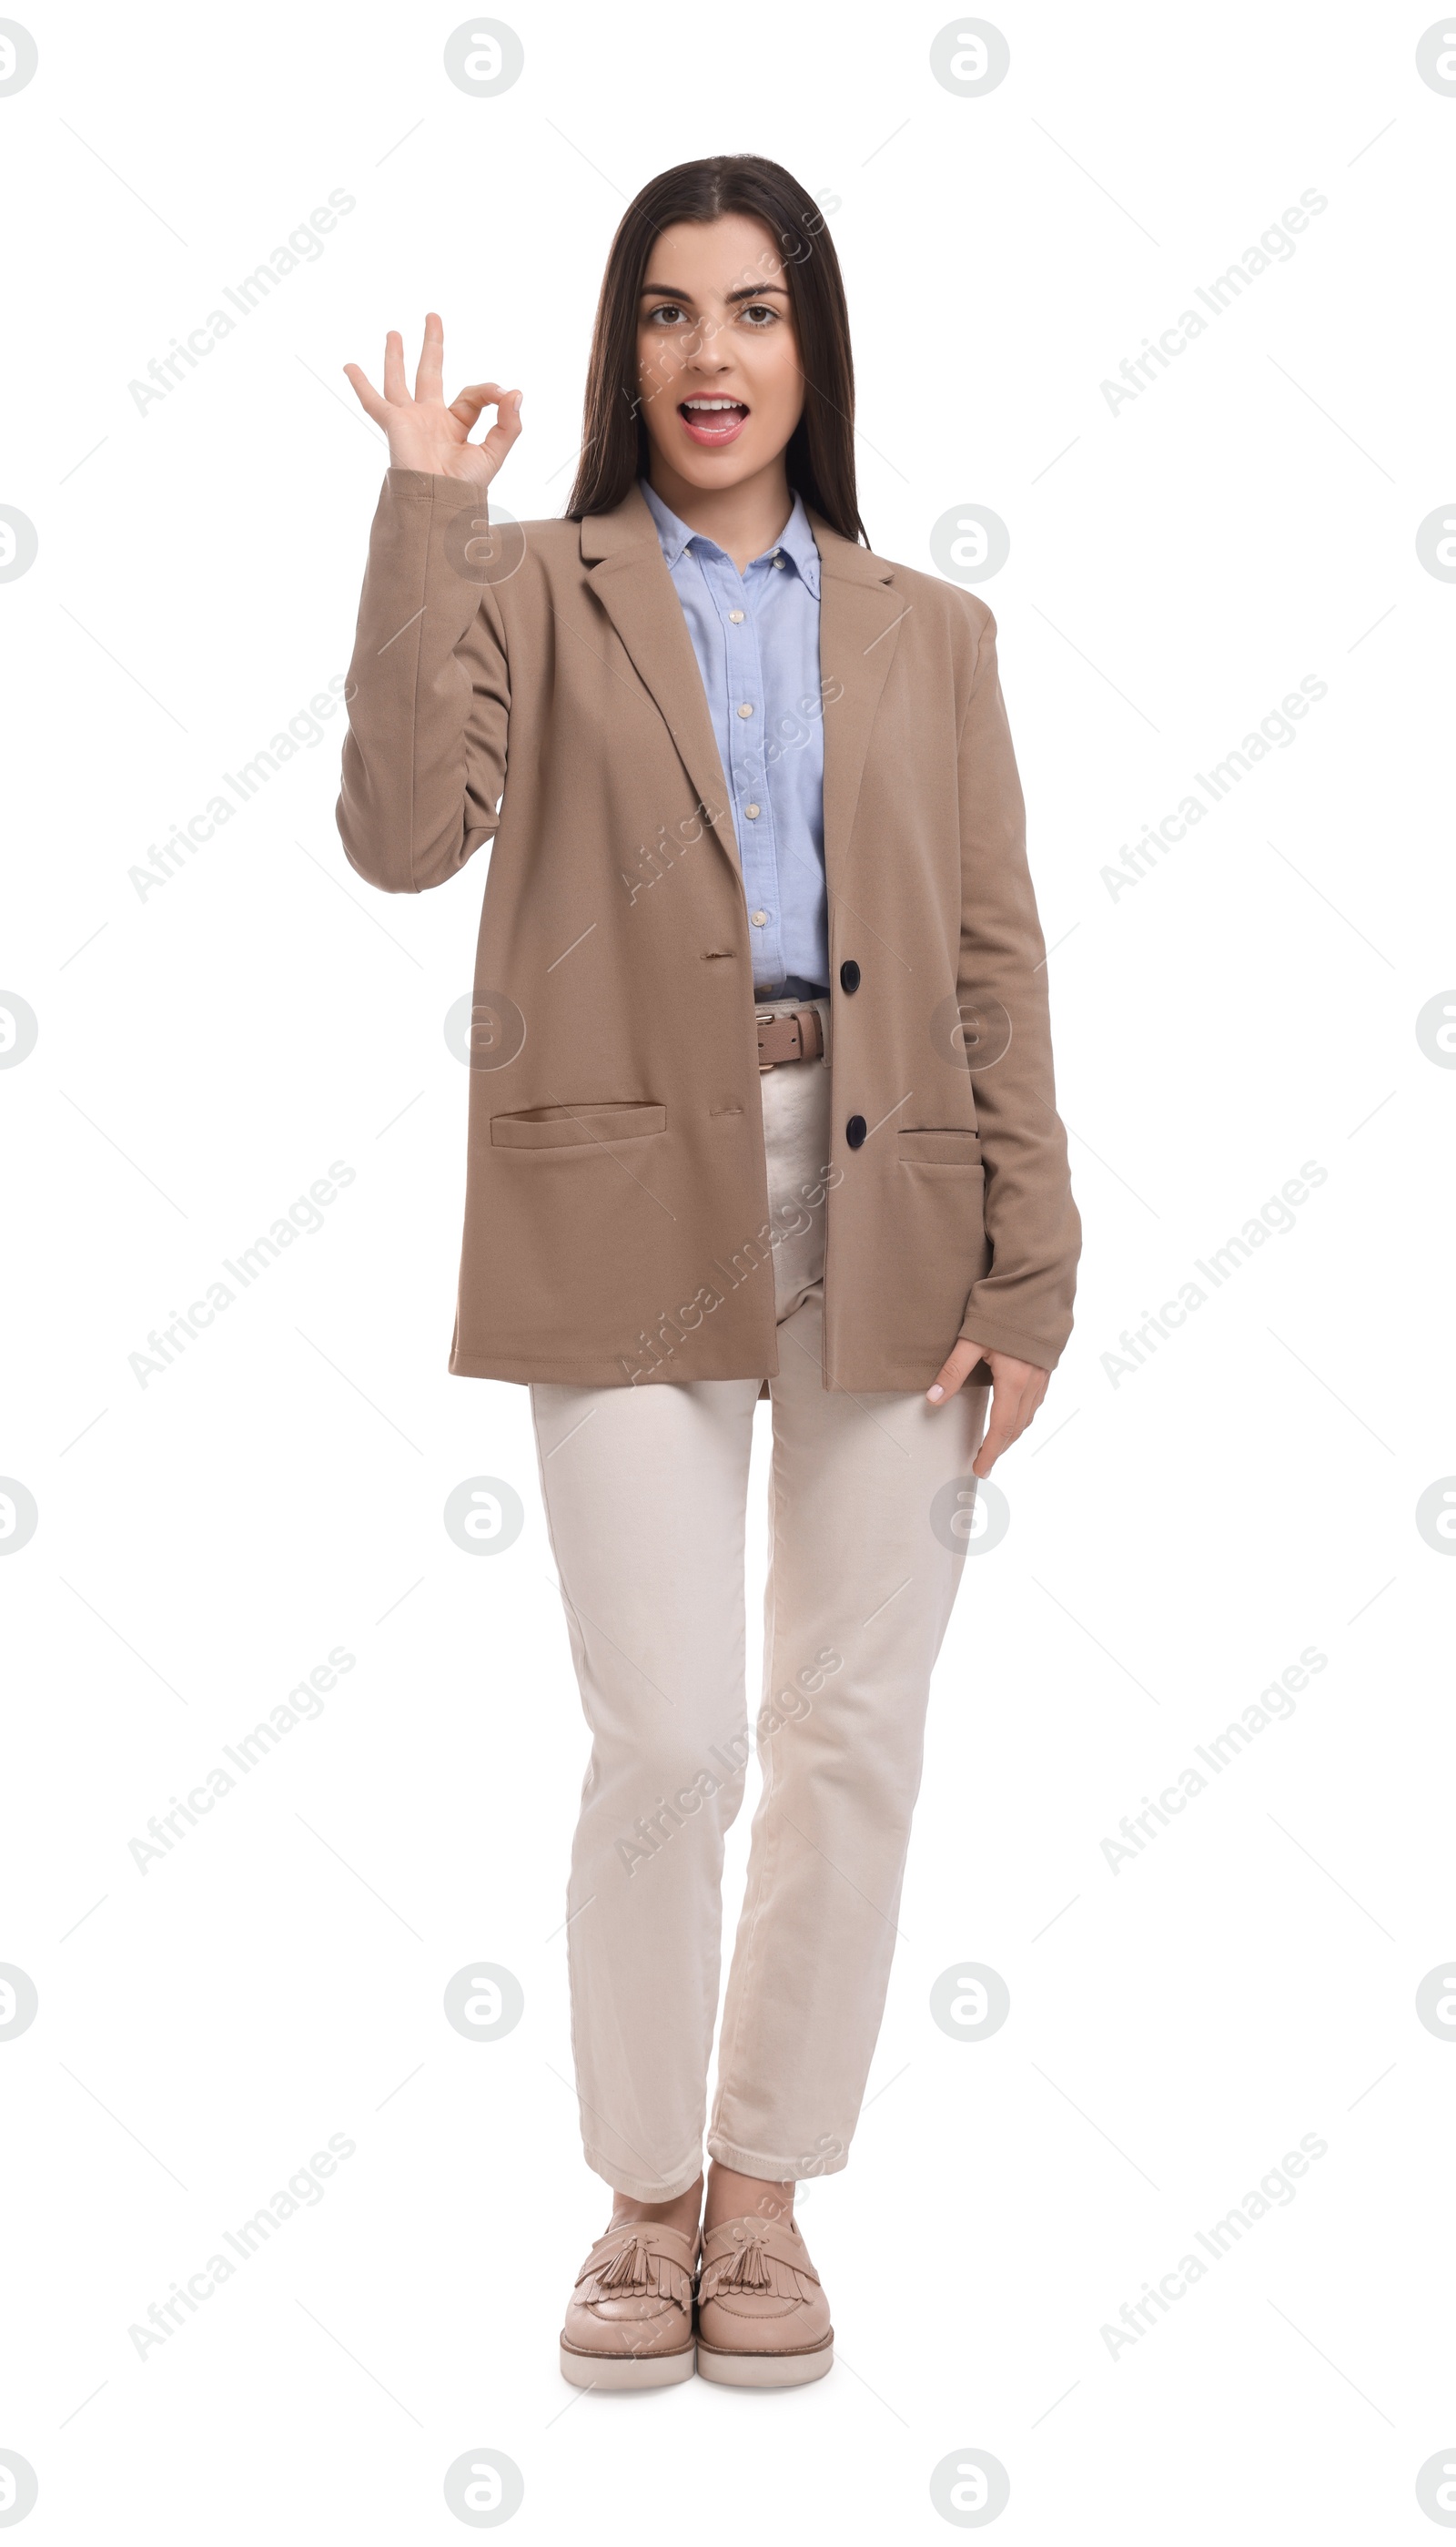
[
  {"xmin": 839, "ymin": 959, "xmax": 861, "ymax": 993},
  {"xmin": 845, "ymin": 1115, "xmax": 867, "ymax": 1149}
]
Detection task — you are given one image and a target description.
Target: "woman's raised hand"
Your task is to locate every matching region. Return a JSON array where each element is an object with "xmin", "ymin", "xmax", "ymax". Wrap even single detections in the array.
[{"xmin": 344, "ymin": 312, "xmax": 522, "ymax": 485}]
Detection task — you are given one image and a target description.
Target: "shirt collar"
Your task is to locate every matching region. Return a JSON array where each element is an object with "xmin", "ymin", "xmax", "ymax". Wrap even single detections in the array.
[{"xmin": 639, "ymin": 479, "xmax": 821, "ymax": 599}]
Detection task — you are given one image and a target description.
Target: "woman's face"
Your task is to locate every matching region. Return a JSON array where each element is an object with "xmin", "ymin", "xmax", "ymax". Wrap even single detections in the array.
[{"xmin": 635, "ymin": 213, "xmax": 805, "ymax": 494}]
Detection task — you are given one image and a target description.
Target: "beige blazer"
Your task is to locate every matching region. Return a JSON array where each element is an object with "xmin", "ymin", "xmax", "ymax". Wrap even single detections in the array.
[{"xmin": 336, "ymin": 472, "xmax": 1079, "ymax": 1390}]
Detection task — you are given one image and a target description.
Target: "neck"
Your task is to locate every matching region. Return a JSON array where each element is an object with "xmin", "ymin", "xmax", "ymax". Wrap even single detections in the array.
[{"xmin": 646, "ymin": 455, "xmax": 794, "ymax": 573}]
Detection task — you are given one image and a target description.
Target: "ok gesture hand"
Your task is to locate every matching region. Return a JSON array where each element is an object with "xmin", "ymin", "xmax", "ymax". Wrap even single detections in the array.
[{"xmin": 344, "ymin": 311, "xmax": 521, "ymax": 486}]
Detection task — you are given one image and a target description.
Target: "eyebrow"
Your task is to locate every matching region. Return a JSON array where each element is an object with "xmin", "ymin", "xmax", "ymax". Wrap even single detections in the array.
[{"xmin": 640, "ymin": 280, "xmax": 790, "ymax": 302}]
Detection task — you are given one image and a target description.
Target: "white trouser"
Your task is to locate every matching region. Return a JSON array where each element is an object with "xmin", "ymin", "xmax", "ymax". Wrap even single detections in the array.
[{"xmin": 530, "ymin": 1000, "xmax": 989, "ymax": 2198}]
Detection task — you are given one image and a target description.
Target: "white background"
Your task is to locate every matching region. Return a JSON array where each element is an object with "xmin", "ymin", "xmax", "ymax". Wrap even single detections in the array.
[{"xmin": 4, "ymin": 1, "xmax": 1455, "ymax": 2537}]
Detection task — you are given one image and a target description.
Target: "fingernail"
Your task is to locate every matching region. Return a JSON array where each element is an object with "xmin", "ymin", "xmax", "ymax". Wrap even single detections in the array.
[{"xmin": 926, "ymin": 1385, "xmax": 944, "ymax": 1403}]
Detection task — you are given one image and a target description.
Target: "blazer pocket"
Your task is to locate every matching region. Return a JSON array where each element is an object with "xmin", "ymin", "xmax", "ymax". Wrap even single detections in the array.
[
  {"xmin": 491, "ymin": 1102, "xmax": 666, "ymax": 1152},
  {"xmin": 896, "ymin": 1127, "xmax": 982, "ymax": 1167}
]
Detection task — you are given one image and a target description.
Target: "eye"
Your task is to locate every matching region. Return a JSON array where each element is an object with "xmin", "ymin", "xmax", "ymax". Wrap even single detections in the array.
[
  {"xmin": 738, "ymin": 302, "xmax": 780, "ymax": 326},
  {"xmin": 645, "ymin": 301, "xmax": 690, "ymax": 327}
]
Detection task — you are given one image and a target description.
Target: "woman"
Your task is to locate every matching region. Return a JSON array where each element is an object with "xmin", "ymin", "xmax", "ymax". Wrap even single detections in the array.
[{"xmin": 338, "ymin": 154, "xmax": 1079, "ymax": 2390}]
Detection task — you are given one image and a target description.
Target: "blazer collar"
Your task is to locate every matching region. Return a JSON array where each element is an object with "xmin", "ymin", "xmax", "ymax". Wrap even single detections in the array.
[
  {"xmin": 804, "ymin": 506, "xmax": 895, "ymax": 589},
  {"xmin": 578, "ymin": 481, "xmax": 671, "ymax": 565}
]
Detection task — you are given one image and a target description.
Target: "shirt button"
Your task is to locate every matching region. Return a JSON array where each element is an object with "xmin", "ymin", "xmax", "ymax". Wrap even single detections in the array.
[
  {"xmin": 751, "ymin": 909, "xmax": 768, "ymax": 927},
  {"xmin": 744, "ymin": 802, "xmax": 761, "ymax": 818},
  {"xmin": 845, "ymin": 1115, "xmax": 867, "ymax": 1149},
  {"xmin": 773, "ymin": 555, "xmax": 785, "ymax": 569},
  {"xmin": 728, "ymin": 609, "xmax": 745, "ymax": 623},
  {"xmin": 737, "ymin": 703, "xmax": 754, "ymax": 718}
]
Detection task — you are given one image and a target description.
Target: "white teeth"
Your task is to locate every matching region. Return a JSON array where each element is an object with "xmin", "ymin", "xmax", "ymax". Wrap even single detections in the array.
[{"xmin": 682, "ymin": 399, "xmax": 744, "ymax": 411}]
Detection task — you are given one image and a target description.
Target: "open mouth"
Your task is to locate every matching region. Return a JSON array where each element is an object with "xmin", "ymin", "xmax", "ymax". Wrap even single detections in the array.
[{"xmin": 679, "ymin": 397, "xmax": 749, "ymax": 446}]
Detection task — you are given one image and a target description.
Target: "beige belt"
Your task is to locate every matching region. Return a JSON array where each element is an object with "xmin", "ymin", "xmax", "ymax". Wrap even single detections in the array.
[{"xmin": 756, "ymin": 1004, "xmax": 827, "ymax": 1071}]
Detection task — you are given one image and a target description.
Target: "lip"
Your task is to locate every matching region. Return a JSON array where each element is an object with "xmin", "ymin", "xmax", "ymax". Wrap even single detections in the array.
[{"xmin": 678, "ymin": 399, "xmax": 749, "ymax": 447}]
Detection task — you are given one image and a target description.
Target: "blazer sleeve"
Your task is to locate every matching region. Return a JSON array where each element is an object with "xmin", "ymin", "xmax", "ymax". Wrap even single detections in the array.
[
  {"xmin": 336, "ymin": 469, "xmax": 510, "ymax": 894},
  {"xmin": 954, "ymin": 607, "xmax": 1081, "ymax": 1370}
]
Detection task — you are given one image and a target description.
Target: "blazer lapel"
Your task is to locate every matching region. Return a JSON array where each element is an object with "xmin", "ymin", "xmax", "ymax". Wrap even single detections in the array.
[
  {"xmin": 809, "ymin": 512, "xmax": 906, "ymax": 906},
  {"xmin": 580, "ymin": 488, "xmax": 739, "ymax": 875},
  {"xmin": 579, "ymin": 490, "xmax": 909, "ymax": 902}
]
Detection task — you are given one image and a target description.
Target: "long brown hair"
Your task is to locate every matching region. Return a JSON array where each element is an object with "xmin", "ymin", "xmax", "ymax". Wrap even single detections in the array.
[{"xmin": 566, "ymin": 155, "xmax": 866, "ymax": 545}]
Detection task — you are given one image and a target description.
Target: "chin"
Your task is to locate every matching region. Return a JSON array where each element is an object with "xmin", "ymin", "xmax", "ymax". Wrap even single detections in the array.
[
  {"xmin": 665, "ymin": 442, "xmax": 763, "ymax": 490},
  {"xmin": 685, "ymin": 454, "xmax": 756, "ymax": 485}
]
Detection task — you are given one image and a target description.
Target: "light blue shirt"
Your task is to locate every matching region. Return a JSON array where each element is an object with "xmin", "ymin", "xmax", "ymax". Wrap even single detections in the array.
[{"xmin": 640, "ymin": 478, "xmax": 828, "ymax": 995}]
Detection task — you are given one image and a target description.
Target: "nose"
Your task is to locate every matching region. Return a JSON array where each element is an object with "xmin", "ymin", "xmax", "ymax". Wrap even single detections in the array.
[{"xmin": 682, "ymin": 318, "xmax": 733, "ymax": 370}]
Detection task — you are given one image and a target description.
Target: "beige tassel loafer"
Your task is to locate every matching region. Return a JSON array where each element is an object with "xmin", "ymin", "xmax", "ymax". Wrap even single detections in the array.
[
  {"xmin": 695, "ymin": 2214, "xmax": 834, "ymax": 2387},
  {"xmin": 560, "ymin": 2222, "xmax": 700, "ymax": 2389}
]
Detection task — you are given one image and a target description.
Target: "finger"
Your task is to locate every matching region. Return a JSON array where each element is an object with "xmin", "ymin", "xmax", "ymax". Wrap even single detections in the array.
[
  {"xmin": 480, "ymin": 388, "xmax": 525, "ymax": 463},
  {"xmin": 341, "ymin": 363, "xmax": 389, "ymax": 428},
  {"xmin": 971, "ymin": 1376, "xmax": 1038, "ymax": 1477},
  {"xmin": 414, "ymin": 310, "xmax": 445, "ymax": 406},
  {"xmin": 381, "ymin": 329, "xmax": 408, "ymax": 404},
  {"xmin": 926, "ymin": 1339, "xmax": 980, "ymax": 1405},
  {"xmin": 448, "ymin": 381, "xmax": 520, "ymax": 433},
  {"xmin": 971, "ymin": 1395, "xmax": 1020, "ymax": 1477}
]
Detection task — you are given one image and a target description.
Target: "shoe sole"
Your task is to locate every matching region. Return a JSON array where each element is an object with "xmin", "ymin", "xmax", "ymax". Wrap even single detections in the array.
[
  {"xmin": 695, "ymin": 2336, "xmax": 834, "ymax": 2389},
  {"xmin": 559, "ymin": 2339, "xmax": 696, "ymax": 2390}
]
